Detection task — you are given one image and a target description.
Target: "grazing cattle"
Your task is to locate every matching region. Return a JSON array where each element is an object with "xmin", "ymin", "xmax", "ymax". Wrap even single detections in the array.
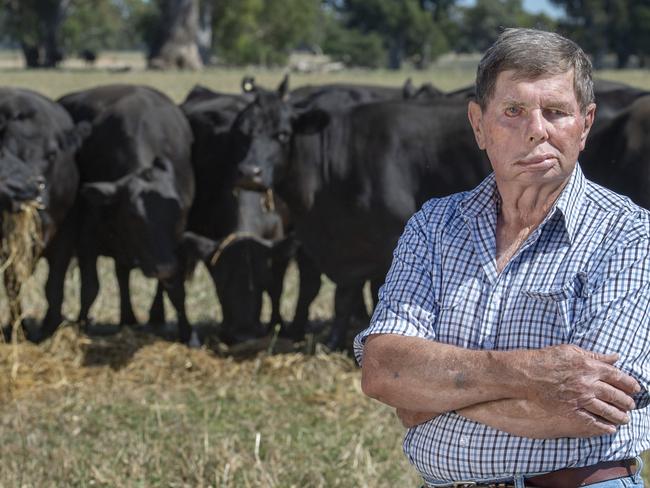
[
  {"xmin": 169, "ymin": 83, "xmax": 296, "ymax": 344},
  {"xmin": 56, "ymin": 84, "xmax": 196, "ymax": 343},
  {"xmin": 0, "ymin": 88, "xmax": 88, "ymax": 341},
  {"xmin": 234, "ymin": 80, "xmax": 491, "ymax": 349},
  {"xmin": 581, "ymin": 94, "xmax": 650, "ymax": 210}
]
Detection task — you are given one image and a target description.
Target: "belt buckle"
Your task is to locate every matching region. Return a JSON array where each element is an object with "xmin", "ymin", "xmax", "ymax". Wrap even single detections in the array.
[{"xmin": 452, "ymin": 483, "xmax": 477, "ymax": 487}]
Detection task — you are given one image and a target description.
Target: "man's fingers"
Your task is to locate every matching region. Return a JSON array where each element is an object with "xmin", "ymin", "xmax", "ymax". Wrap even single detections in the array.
[
  {"xmin": 575, "ymin": 409, "xmax": 618, "ymax": 436},
  {"xmin": 583, "ymin": 398, "xmax": 630, "ymax": 425},
  {"xmin": 595, "ymin": 382, "xmax": 636, "ymax": 412},
  {"xmin": 591, "ymin": 352, "xmax": 620, "ymax": 364},
  {"xmin": 598, "ymin": 365, "xmax": 641, "ymax": 395}
]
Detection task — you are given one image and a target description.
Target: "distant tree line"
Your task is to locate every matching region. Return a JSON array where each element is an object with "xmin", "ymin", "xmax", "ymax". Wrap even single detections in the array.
[{"xmin": 0, "ymin": 0, "xmax": 648, "ymax": 69}]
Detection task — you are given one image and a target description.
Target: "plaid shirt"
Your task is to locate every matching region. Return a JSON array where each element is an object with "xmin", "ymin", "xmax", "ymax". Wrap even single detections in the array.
[{"xmin": 354, "ymin": 164, "xmax": 650, "ymax": 485}]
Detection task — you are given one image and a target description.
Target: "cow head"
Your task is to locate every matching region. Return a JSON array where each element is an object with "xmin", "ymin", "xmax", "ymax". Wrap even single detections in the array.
[
  {"xmin": 0, "ymin": 147, "xmax": 44, "ymax": 214},
  {"xmin": 232, "ymin": 75, "xmax": 331, "ymax": 192},
  {"xmin": 81, "ymin": 157, "xmax": 182, "ymax": 279},
  {"xmin": 0, "ymin": 102, "xmax": 90, "ymax": 215}
]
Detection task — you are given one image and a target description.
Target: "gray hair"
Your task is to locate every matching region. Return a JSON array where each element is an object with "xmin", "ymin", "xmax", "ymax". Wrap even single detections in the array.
[{"xmin": 475, "ymin": 28, "xmax": 594, "ymax": 114}]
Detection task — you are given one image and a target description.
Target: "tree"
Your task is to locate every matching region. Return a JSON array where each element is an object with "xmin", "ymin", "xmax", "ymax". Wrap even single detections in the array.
[
  {"xmin": 147, "ymin": 0, "xmax": 203, "ymax": 69},
  {"xmin": 457, "ymin": 0, "xmax": 555, "ymax": 53},
  {"xmin": 330, "ymin": 0, "xmax": 450, "ymax": 69},
  {"xmin": 551, "ymin": 0, "xmax": 650, "ymax": 68},
  {"xmin": 210, "ymin": 0, "xmax": 320, "ymax": 66},
  {"xmin": 1, "ymin": 0, "xmax": 72, "ymax": 67}
]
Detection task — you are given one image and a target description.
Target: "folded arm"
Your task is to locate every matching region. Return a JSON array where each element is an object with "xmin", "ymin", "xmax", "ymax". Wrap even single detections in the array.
[{"xmin": 362, "ymin": 334, "xmax": 639, "ymax": 433}]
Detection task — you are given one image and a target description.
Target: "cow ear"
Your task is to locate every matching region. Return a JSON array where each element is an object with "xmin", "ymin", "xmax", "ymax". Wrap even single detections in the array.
[
  {"xmin": 278, "ymin": 74, "xmax": 290, "ymax": 101},
  {"xmin": 292, "ymin": 109, "xmax": 330, "ymax": 135},
  {"xmin": 242, "ymin": 76, "xmax": 256, "ymax": 94},
  {"xmin": 402, "ymin": 78, "xmax": 415, "ymax": 99},
  {"xmin": 81, "ymin": 181, "xmax": 120, "ymax": 205},
  {"xmin": 181, "ymin": 232, "xmax": 219, "ymax": 262},
  {"xmin": 58, "ymin": 121, "xmax": 91, "ymax": 153}
]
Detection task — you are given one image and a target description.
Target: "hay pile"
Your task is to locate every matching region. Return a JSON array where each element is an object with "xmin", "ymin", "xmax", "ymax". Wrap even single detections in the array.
[
  {"xmin": 0, "ymin": 324, "xmax": 359, "ymax": 404},
  {"xmin": 0, "ymin": 201, "xmax": 43, "ymax": 339}
]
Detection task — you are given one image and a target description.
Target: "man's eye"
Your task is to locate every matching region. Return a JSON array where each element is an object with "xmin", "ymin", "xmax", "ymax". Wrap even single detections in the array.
[
  {"xmin": 505, "ymin": 106, "xmax": 522, "ymax": 117},
  {"xmin": 546, "ymin": 108, "xmax": 567, "ymax": 116}
]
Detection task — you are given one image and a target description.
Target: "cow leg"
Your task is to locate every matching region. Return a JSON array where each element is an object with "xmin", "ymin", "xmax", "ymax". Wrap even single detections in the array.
[
  {"xmin": 115, "ymin": 261, "xmax": 137, "ymax": 326},
  {"xmin": 77, "ymin": 252, "xmax": 99, "ymax": 331},
  {"xmin": 147, "ymin": 282, "xmax": 166, "ymax": 325},
  {"xmin": 282, "ymin": 248, "xmax": 321, "ymax": 341},
  {"xmin": 350, "ymin": 283, "xmax": 369, "ymax": 324},
  {"xmin": 40, "ymin": 222, "xmax": 76, "ymax": 341},
  {"xmin": 324, "ymin": 284, "xmax": 359, "ymax": 352},
  {"xmin": 267, "ymin": 252, "xmax": 290, "ymax": 331},
  {"xmin": 2, "ymin": 265, "xmax": 23, "ymax": 341},
  {"xmin": 162, "ymin": 273, "xmax": 194, "ymax": 345}
]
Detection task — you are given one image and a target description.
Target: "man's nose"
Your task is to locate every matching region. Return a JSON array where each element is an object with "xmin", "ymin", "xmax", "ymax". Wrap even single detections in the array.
[{"xmin": 527, "ymin": 109, "xmax": 549, "ymax": 143}]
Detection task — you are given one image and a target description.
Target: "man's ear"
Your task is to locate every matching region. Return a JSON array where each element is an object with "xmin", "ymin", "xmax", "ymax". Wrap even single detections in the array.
[
  {"xmin": 579, "ymin": 102, "xmax": 597, "ymax": 151},
  {"xmin": 467, "ymin": 100, "xmax": 486, "ymax": 150}
]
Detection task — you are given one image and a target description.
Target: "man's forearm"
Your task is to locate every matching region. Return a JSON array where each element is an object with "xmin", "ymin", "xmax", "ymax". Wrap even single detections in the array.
[
  {"xmin": 361, "ymin": 334, "xmax": 527, "ymax": 412},
  {"xmin": 361, "ymin": 334, "xmax": 639, "ymax": 420},
  {"xmin": 458, "ymin": 399, "xmax": 621, "ymax": 438}
]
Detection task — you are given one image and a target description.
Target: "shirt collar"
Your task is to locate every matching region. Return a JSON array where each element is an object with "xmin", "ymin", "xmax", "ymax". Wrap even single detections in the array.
[{"xmin": 459, "ymin": 164, "xmax": 586, "ymax": 243}]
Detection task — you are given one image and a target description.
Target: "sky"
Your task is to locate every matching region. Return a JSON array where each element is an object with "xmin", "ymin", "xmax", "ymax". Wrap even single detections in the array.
[
  {"xmin": 457, "ymin": 0, "xmax": 565, "ymax": 19},
  {"xmin": 522, "ymin": 0, "xmax": 565, "ymax": 18}
]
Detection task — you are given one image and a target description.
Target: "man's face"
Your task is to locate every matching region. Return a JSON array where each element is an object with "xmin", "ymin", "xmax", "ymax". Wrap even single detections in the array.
[{"xmin": 468, "ymin": 69, "xmax": 596, "ymax": 188}]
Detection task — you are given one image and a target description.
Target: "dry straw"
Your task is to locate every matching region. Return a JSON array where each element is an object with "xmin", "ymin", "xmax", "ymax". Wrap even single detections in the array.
[{"xmin": 0, "ymin": 201, "xmax": 43, "ymax": 351}]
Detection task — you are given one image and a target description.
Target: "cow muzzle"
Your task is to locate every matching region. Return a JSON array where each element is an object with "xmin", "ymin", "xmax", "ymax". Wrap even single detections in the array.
[{"xmin": 236, "ymin": 164, "xmax": 268, "ymax": 191}]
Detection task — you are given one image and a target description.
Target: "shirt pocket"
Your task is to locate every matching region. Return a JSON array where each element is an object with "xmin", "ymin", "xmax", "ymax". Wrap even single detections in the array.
[{"xmin": 522, "ymin": 274, "xmax": 585, "ymax": 338}]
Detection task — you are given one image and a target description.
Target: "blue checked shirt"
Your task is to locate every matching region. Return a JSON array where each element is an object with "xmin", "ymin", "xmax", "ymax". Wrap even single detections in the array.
[{"xmin": 354, "ymin": 164, "xmax": 650, "ymax": 485}]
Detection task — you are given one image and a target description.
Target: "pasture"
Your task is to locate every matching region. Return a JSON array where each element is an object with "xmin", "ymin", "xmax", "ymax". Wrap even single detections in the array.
[{"xmin": 1, "ymin": 56, "xmax": 650, "ymax": 486}]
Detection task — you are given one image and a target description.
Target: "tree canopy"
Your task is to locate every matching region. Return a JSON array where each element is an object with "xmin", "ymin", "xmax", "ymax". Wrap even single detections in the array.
[{"xmin": 1, "ymin": 0, "xmax": 649, "ymax": 69}]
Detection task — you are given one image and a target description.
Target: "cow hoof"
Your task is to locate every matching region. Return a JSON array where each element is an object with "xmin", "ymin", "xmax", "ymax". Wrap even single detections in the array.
[
  {"xmin": 1, "ymin": 325, "xmax": 12, "ymax": 343},
  {"xmin": 279, "ymin": 324, "xmax": 305, "ymax": 342},
  {"xmin": 188, "ymin": 331, "xmax": 202, "ymax": 348}
]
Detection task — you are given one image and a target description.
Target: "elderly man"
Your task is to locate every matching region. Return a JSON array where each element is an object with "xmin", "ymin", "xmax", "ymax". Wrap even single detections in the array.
[{"xmin": 355, "ymin": 28, "xmax": 650, "ymax": 488}]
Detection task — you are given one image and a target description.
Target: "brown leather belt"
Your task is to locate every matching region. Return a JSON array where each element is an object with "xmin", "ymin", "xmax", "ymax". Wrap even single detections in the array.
[
  {"xmin": 525, "ymin": 459, "xmax": 637, "ymax": 488},
  {"xmin": 431, "ymin": 458, "xmax": 637, "ymax": 488}
]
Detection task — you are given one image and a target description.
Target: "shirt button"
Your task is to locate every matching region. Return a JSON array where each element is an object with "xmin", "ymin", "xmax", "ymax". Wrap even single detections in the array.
[
  {"xmin": 459, "ymin": 435, "xmax": 469, "ymax": 446},
  {"xmin": 484, "ymin": 338, "xmax": 494, "ymax": 349}
]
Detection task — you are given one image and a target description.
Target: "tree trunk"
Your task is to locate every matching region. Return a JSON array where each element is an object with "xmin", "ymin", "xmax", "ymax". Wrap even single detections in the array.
[
  {"xmin": 196, "ymin": 1, "xmax": 213, "ymax": 66},
  {"xmin": 388, "ymin": 33, "xmax": 405, "ymax": 70},
  {"xmin": 19, "ymin": 0, "xmax": 70, "ymax": 68},
  {"xmin": 148, "ymin": 0, "xmax": 203, "ymax": 70}
]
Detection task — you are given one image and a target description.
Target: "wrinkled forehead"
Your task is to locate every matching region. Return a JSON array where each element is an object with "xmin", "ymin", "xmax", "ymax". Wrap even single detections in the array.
[{"xmin": 491, "ymin": 69, "xmax": 580, "ymax": 105}]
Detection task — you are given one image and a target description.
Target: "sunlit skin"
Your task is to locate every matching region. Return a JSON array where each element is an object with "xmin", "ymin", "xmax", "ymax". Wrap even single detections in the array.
[
  {"xmin": 468, "ymin": 69, "xmax": 595, "ymax": 197},
  {"xmin": 467, "ymin": 69, "xmax": 596, "ymax": 271}
]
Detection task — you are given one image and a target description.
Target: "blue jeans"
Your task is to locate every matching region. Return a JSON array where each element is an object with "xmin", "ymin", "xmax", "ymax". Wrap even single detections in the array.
[{"xmin": 423, "ymin": 456, "xmax": 645, "ymax": 487}]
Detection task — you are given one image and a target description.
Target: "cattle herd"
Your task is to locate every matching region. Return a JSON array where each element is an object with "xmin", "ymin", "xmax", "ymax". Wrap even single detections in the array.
[{"xmin": 0, "ymin": 75, "xmax": 648, "ymax": 351}]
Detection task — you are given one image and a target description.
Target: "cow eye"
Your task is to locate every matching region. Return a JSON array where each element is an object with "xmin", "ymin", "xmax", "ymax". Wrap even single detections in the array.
[{"xmin": 276, "ymin": 131, "xmax": 290, "ymax": 143}]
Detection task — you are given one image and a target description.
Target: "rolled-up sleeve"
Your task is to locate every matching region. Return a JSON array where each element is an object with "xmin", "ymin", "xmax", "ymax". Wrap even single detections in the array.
[{"xmin": 354, "ymin": 202, "xmax": 439, "ymax": 365}]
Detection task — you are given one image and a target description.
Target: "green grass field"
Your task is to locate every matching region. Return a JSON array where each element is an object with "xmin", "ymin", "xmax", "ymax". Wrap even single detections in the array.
[{"xmin": 1, "ymin": 56, "xmax": 649, "ymax": 487}]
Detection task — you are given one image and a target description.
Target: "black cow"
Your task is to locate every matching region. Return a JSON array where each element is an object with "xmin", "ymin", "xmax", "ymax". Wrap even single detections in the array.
[
  {"xmin": 234, "ymin": 81, "xmax": 491, "ymax": 349},
  {"xmin": 236, "ymin": 76, "xmax": 433, "ymax": 342},
  {"xmin": 167, "ymin": 83, "xmax": 296, "ymax": 344},
  {"xmin": 55, "ymin": 84, "xmax": 196, "ymax": 343},
  {"xmin": 0, "ymin": 88, "xmax": 88, "ymax": 341},
  {"xmin": 581, "ymin": 93, "xmax": 650, "ymax": 209}
]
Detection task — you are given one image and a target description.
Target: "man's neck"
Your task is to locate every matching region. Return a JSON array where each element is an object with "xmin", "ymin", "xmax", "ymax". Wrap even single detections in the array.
[{"xmin": 494, "ymin": 178, "xmax": 568, "ymax": 272}]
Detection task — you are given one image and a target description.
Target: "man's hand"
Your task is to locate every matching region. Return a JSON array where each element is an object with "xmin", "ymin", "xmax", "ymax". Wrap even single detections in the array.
[
  {"xmin": 519, "ymin": 344, "xmax": 640, "ymax": 424},
  {"xmin": 395, "ymin": 409, "xmax": 439, "ymax": 428}
]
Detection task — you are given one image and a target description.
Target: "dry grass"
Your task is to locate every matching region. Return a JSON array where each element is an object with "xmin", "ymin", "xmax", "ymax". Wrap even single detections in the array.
[
  {"xmin": 1, "ymin": 58, "xmax": 650, "ymax": 486},
  {"xmin": 0, "ymin": 326, "xmax": 418, "ymax": 487}
]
